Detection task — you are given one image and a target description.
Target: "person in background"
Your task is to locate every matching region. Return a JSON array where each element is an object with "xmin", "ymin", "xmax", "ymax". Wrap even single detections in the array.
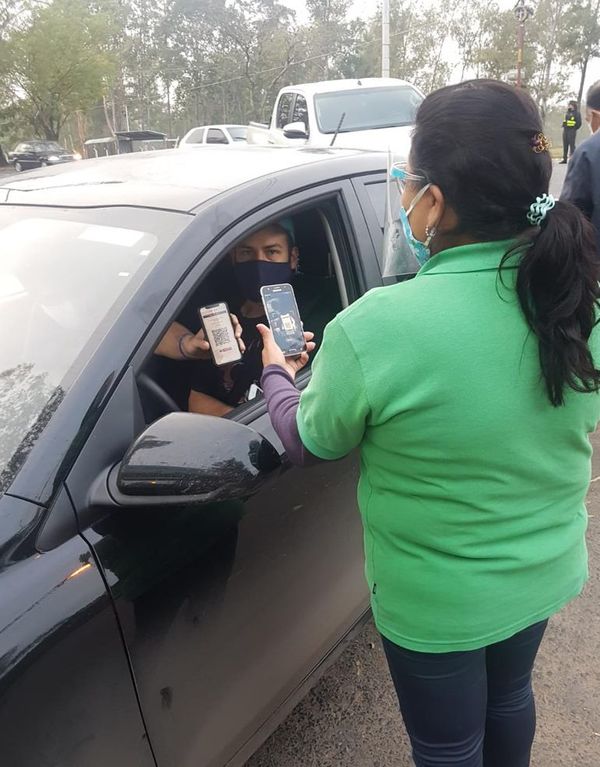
[
  {"xmin": 257, "ymin": 80, "xmax": 599, "ymax": 767},
  {"xmin": 562, "ymin": 81, "xmax": 600, "ymax": 251},
  {"xmin": 560, "ymin": 99, "xmax": 582, "ymax": 164}
]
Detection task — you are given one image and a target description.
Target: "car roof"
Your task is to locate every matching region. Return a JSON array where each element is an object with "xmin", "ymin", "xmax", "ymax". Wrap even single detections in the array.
[
  {"xmin": 182, "ymin": 124, "xmax": 247, "ymax": 136},
  {"xmin": 281, "ymin": 78, "xmax": 413, "ymax": 96},
  {"xmin": 0, "ymin": 145, "xmax": 382, "ymax": 212}
]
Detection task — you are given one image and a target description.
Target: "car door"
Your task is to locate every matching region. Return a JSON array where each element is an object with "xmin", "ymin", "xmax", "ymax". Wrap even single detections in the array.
[
  {"xmin": 16, "ymin": 143, "xmax": 35, "ymax": 168},
  {"xmin": 66, "ymin": 178, "xmax": 383, "ymax": 767},
  {"xmin": 0, "ymin": 489, "xmax": 157, "ymax": 767}
]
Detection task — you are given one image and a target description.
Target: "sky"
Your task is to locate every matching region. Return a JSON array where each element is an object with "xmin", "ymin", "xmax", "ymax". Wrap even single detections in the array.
[{"xmin": 282, "ymin": 0, "xmax": 600, "ymax": 101}]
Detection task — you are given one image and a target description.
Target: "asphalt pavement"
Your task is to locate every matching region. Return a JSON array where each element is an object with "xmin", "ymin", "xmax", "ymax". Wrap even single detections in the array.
[{"xmin": 246, "ymin": 160, "xmax": 600, "ymax": 767}]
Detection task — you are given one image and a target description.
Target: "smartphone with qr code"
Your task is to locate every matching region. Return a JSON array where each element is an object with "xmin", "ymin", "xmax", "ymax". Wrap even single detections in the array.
[
  {"xmin": 260, "ymin": 283, "xmax": 306, "ymax": 358},
  {"xmin": 198, "ymin": 303, "xmax": 243, "ymax": 367}
]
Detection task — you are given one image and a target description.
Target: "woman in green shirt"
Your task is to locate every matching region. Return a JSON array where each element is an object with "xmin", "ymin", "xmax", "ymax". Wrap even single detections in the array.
[{"xmin": 258, "ymin": 80, "xmax": 600, "ymax": 767}]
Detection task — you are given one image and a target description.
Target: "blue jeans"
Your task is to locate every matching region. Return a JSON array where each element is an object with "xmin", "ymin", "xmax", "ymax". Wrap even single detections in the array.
[{"xmin": 381, "ymin": 620, "xmax": 548, "ymax": 767}]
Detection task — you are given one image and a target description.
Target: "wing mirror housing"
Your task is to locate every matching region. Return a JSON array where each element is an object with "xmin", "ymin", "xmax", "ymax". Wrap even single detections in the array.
[
  {"xmin": 283, "ymin": 122, "xmax": 309, "ymax": 140},
  {"xmin": 104, "ymin": 413, "xmax": 280, "ymax": 507}
]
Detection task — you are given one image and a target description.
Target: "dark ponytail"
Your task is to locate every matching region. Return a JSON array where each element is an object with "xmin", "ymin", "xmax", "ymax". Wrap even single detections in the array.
[
  {"xmin": 510, "ymin": 201, "xmax": 600, "ymax": 406},
  {"xmin": 411, "ymin": 80, "xmax": 600, "ymax": 407}
]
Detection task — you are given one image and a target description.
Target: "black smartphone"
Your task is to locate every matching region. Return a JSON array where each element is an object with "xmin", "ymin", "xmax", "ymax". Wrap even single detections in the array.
[
  {"xmin": 198, "ymin": 302, "xmax": 242, "ymax": 367},
  {"xmin": 260, "ymin": 283, "xmax": 306, "ymax": 358}
]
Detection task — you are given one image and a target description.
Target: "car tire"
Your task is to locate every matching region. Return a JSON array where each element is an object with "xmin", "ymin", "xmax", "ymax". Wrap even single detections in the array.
[
  {"xmin": 14, "ymin": 161, "xmax": 23, "ymax": 172},
  {"xmin": 40, "ymin": 160, "xmax": 48, "ymax": 167}
]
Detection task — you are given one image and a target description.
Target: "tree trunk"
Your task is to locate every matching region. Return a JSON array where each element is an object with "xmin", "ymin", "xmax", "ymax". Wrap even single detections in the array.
[{"xmin": 578, "ymin": 55, "xmax": 589, "ymax": 106}]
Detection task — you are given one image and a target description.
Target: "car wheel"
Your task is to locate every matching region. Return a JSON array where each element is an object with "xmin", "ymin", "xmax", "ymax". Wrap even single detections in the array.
[
  {"xmin": 40, "ymin": 160, "xmax": 48, "ymax": 167},
  {"xmin": 14, "ymin": 161, "xmax": 23, "ymax": 172}
]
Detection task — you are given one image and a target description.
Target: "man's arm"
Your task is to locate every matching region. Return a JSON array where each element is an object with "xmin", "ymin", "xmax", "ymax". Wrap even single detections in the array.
[
  {"xmin": 188, "ymin": 389, "xmax": 232, "ymax": 417},
  {"xmin": 155, "ymin": 315, "xmax": 244, "ymax": 361},
  {"xmin": 154, "ymin": 321, "xmax": 210, "ymax": 360},
  {"xmin": 561, "ymin": 148, "xmax": 594, "ymax": 220}
]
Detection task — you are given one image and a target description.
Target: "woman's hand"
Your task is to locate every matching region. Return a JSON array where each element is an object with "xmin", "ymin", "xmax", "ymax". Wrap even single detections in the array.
[{"xmin": 257, "ymin": 324, "xmax": 315, "ymax": 381}]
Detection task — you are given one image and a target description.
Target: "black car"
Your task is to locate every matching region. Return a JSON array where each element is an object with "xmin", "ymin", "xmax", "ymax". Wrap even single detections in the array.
[
  {"xmin": 8, "ymin": 139, "xmax": 80, "ymax": 171},
  {"xmin": 0, "ymin": 146, "xmax": 390, "ymax": 767}
]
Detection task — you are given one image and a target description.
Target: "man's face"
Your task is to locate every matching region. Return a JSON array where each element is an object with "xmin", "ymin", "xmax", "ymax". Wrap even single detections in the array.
[
  {"xmin": 232, "ymin": 228, "xmax": 299, "ymax": 269},
  {"xmin": 586, "ymin": 108, "xmax": 600, "ymax": 134}
]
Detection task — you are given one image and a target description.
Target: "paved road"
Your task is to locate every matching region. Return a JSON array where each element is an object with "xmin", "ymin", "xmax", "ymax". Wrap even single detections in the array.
[{"xmin": 247, "ymin": 160, "xmax": 599, "ymax": 767}]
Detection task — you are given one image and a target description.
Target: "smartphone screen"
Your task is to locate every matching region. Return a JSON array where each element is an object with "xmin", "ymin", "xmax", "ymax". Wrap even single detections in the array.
[
  {"xmin": 199, "ymin": 303, "xmax": 242, "ymax": 367},
  {"xmin": 260, "ymin": 283, "xmax": 306, "ymax": 357}
]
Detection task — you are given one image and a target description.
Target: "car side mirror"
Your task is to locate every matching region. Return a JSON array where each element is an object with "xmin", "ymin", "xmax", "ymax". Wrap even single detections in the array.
[
  {"xmin": 283, "ymin": 122, "xmax": 309, "ymax": 140},
  {"xmin": 105, "ymin": 413, "xmax": 281, "ymax": 507}
]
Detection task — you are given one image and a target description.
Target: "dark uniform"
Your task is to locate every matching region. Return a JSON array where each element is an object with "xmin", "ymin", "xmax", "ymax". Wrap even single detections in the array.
[
  {"xmin": 561, "ymin": 129, "xmax": 600, "ymax": 252},
  {"xmin": 562, "ymin": 105, "xmax": 582, "ymax": 163}
]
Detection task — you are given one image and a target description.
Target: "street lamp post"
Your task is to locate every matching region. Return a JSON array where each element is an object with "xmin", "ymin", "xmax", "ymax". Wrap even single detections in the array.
[
  {"xmin": 382, "ymin": 0, "xmax": 390, "ymax": 78},
  {"xmin": 514, "ymin": 0, "xmax": 534, "ymax": 88}
]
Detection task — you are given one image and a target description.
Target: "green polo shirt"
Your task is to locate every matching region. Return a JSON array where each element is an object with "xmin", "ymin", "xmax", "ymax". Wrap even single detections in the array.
[{"xmin": 297, "ymin": 240, "xmax": 600, "ymax": 652}]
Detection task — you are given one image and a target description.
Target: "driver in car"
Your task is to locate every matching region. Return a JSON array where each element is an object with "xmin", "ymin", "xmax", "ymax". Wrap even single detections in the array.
[{"xmin": 188, "ymin": 220, "xmax": 299, "ymax": 416}]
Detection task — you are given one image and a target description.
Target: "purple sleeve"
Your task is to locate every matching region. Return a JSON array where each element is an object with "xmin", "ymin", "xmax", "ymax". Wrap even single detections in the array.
[{"xmin": 260, "ymin": 365, "xmax": 320, "ymax": 467}]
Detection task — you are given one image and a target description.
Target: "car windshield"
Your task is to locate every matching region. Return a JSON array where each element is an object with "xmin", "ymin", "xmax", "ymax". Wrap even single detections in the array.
[
  {"xmin": 228, "ymin": 127, "xmax": 247, "ymax": 141},
  {"xmin": 314, "ymin": 86, "xmax": 423, "ymax": 134},
  {"xmin": 0, "ymin": 206, "xmax": 187, "ymax": 493}
]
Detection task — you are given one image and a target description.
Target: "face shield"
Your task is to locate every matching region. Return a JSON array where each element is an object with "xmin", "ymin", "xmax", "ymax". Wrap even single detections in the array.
[{"xmin": 382, "ymin": 156, "xmax": 431, "ymax": 278}]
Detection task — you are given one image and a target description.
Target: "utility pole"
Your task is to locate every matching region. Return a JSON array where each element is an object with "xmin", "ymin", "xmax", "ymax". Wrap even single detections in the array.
[
  {"xmin": 514, "ymin": 0, "xmax": 534, "ymax": 88},
  {"xmin": 382, "ymin": 0, "xmax": 390, "ymax": 78}
]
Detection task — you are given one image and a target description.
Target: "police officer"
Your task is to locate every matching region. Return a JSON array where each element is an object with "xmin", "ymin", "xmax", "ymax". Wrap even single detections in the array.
[
  {"xmin": 560, "ymin": 100, "xmax": 582, "ymax": 163},
  {"xmin": 561, "ymin": 81, "xmax": 600, "ymax": 251}
]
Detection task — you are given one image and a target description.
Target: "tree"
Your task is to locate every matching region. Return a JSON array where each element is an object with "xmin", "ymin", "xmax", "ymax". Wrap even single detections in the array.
[
  {"xmin": 1, "ymin": 0, "xmax": 116, "ymax": 140},
  {"xmin": 528, "ymin": 0, "xmax": 571, "ymax": 121},
  {"xmin": 560, "ymin": 0, "xmax": 600, "ymax": 105}
]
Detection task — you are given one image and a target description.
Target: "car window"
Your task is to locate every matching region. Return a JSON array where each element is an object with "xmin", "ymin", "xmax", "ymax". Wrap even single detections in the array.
[
  {"xmin": 184, "ymin": 128, "xmax": 205, "ymax": 144},
  {"xmin": 314, "ymin": 85, "xmax": 423, "ymax": 133},
  {"xmin": 15, "ymin": 144, "xmax": 28, "ymax": 153},
  {"xmin": 206, "ymin": 129, "xmax": 228, "ymax": 145},
  {"xmin": 276, "ymin": 94, "xmax": 294, "ymax": 129},
  {"xmin": 364, "ymin": 180, "xmax": 386, "ymax": 230},
  {"xmin": 292, "ymin": 95, "xmax": 308, "ymax": 128},
  {"xmin": 227, "ymin": 127, "xmax": 247, "ymax": 142},
  {"xmin": 144, "ymin": 204, "xmax": 351, "ymax": 422},
  {"xmin": 38, "ymin": 142, "xmax": 62, "ymax": 151},
  {"xmin": 0, "ymin": 207, "xmax": 188, "ymax": 494}
]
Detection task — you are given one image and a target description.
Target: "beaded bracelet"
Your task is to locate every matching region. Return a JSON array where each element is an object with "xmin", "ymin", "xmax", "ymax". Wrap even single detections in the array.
[{"xmin": 178, "ymin": 332, "xmax": 198, "ymax": 360}]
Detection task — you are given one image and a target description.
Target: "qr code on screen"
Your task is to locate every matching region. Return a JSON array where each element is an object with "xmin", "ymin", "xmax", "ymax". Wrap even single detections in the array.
[{"xmin": 212, "ymin": 327, "xmax": 231, "ymax": 347}]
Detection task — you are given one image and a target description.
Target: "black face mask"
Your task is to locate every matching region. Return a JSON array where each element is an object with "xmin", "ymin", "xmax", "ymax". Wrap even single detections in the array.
[{"xmin": 233, "ymin": 260, "xmax": 294, "ymax": 303}]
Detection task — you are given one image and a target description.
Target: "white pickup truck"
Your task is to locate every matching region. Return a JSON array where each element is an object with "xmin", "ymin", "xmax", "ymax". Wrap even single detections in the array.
[{"xmin": 247, "ymin": 78, "xmax": 424, "ymax": 156}]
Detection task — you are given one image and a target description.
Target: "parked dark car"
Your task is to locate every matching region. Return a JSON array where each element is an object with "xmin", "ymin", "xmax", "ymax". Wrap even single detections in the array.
[
  {"xmin": 8, "ymin": 139, "xmax": 81, "ymax": 171},
  {"xmin": 0, "ymin": 145, "xmax": 389, "ymax": 767}
]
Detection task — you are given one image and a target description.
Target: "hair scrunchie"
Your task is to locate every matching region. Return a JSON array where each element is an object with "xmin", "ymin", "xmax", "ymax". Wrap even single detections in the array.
[{"xmin": 527, "ymin": 193, "xmax": 556, "ymax": 227}]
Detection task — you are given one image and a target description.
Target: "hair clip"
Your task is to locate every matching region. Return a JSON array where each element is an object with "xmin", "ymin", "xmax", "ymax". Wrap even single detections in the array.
[{"xmin": 530, "ymin": 132, "xmax": 551, "ymax": 154}]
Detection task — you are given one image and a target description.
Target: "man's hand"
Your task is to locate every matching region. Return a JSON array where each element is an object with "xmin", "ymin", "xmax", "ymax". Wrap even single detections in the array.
[
  {"xmin": 155, "ymin": 316, "xmax": 245, "ymax": 361},
  {"xmin": 256, "ymin": 324, "xmax": 315, "ymax": 381},
  {"xmin": 182, "ymin": 313, "xmax": 245, "ymax": 360}
]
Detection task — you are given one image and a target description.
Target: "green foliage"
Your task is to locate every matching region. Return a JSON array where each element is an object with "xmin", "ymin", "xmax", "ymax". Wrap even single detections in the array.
[
  {"xmin": 1, "ymin": 0, "xmax": 598, "ymax": 146},
  {"xmin": 1, "ymin": 0, "xmax": 116, "ymax": 141}
]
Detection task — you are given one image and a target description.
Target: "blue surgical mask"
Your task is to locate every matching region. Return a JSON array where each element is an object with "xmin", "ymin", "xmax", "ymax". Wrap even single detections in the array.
[
  {"xmin": 233, "ymin": 260, "xmax": 294, "ymax": 302},
  {"xmin": 396, "ymin": 184, "xmax": 433, "ymax": 267}
]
